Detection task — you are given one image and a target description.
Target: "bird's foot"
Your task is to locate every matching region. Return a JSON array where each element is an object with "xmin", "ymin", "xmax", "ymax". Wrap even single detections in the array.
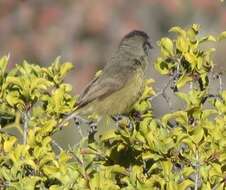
[
  {"xmin": 88, "ymin": 121, "xmax": 98, "ymax": 143},
  {"xmin": 111, "ymin": 114, "xmax": 123, "ymax": 122},
  {"xmin": 112, "ymin": 114, "xmax": 135, "ymax": 130}
]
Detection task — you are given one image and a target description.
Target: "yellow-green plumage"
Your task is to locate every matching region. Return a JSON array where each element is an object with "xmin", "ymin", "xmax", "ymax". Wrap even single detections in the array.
[
  {"xmin": 78, "ymin": 65, "xmax": 145, "ymax": 116},
  {"xmin": 69, "ymin": 30, "xmax": 152, "ymax": 123}
]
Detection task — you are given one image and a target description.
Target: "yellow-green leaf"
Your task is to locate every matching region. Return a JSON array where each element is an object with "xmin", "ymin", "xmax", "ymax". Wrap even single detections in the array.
[
  {"xmin": 176, "ymin": 75, "xmax": 192, "ymax": 88},
  {"xmin": 176, "ymin": 37, "xmax": 189, "ymax": 52},
  {"xmin": 3, "ymin": 136, "xmax": 17, "ymax": 152},
  {"xmin": 154, "ymin": 57, "xmax": 170, "ymax": 75},
  {"xmin": 169, "ymin": 26, "xmax": 186, "ymax": 36},
  {"xmin": 159, "ymin": 37, "xmax": 174, "ymax": 57},
  {"xmin": 218, "ymin": 31, "xmax": 226, "ymax": 41}
]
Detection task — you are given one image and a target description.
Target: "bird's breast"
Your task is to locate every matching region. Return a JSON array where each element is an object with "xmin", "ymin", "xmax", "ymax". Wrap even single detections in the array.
[{"xmin": 95, "ymin": 68, "xmax": 145, "ymax": 116}]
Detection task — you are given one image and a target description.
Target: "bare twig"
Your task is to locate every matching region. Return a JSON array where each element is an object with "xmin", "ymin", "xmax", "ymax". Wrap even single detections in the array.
[
  {"xmin": 218, "ymin": 73, "xmax": 223, "ymax": 92},
  {"xmin": 68, "ymin": 147, "xmax": 83, "ymax": 166},
  {"xmin": 23, "ymin": 111, "xmax": 29, "ymax": 144},
  {"xmin": 162, "ymin": 91, "xmax": 172, "ymax": 109},
  {"xmin": 149, "ymin": 60, "xmax": 181, "ymax": 109},
  {"xmin": 69, "ymin": 148, "xmax": 90, "ymax": 183},
  {"xmin": 0, "ymin": 183, "xmax": 11, "ymax": 189},
  {"xmin": 52, "ymin": 139, "xmax": 63, "ymax": 152},
  {"xmin": 210, "ymin": 71, "xmax": 224, "ymax": 93},
  {"xmin": 149, "ymin": 76, "xmax": 173, "ymax": 101},
  {"xmin": 77, "ymin": 125, "xmax": 84, "ymax": 138},
  {"xmin": 189, "ymin": 81, "xmax": 193, "ymax": 90},
  {"xmin": 55, "ymin": 111, "xmax": 89, "ymax": 132},
  {"xmin": 194, "ymin": 151, "xmax": 200, "ymax": 190},
  {"xmin": 72, "ymin": 116, "xmax": 91, "ymax": 138},
  {"xmin": 212, "ymin": 183, "xmax": 220, "ymax": 190},
  {"xmin": 56, "ymin": 111, "xmax": 78, "ymax": 130}
]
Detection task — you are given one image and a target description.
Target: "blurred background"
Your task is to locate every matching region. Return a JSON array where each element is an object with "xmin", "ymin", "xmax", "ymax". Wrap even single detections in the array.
[{"xmin": 1, "ymin": 0, "xmax": 226, "ymax": 145}]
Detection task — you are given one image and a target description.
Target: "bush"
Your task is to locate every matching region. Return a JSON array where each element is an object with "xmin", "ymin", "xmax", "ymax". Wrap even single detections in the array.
[{"xmin": 0, "ymin": 24, "xmax": 226, "ymax": 190}]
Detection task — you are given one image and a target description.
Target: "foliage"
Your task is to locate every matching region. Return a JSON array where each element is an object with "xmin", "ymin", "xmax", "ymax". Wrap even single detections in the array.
[{"xmin": 0, "ymin": 25, "xmax": 226, "ymax": 190}]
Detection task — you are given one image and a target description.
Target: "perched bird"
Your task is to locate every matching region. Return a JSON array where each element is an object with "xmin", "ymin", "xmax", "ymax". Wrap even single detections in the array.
[{"xmin": 63, "ymin": 30, "xmax": 152, "ymax": 125}]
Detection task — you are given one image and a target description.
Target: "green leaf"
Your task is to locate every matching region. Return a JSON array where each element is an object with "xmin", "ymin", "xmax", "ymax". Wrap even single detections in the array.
[
  {"xmin": 218, "ymin": 31, "xmax": 226, "ymax": 41},
  {"xmin": 59, "ymin": 151, "xmax": 71, "ymax": 164},
  {"xmin": 201, "ymin": 109, "xmax": 217, "ymax": 120},
  {"xmin": 139, "ymin": 117, "xmax": 152, "ymax": 135},
  {"xmin": 190, "ymin": 126, "xmax": 204, "ymax": 144},
  {"xmin": 133, "ymin": 100, "xmax": 151, "ymax": 113},
  {"xmin": 12, "ymin": 176, "xmax": 42, "ymax": 190},
  {"xmin": 89, "ymin": 166, "xmax": 120, "ymax": 190},
  {"xmin": 6, "ymin": 91, "xmax": 25, "ymax": 108},
  {"xmin": 162, "ymin": 111, "xmax": 188, "ymax": 126},
  {"xmin": 199, "ymin": 35, "xmax": 216, "ymax": 43},
  {"xmin": 176, "ymin": 37, "xmax": 189, "ymax": 53},
  {"xmin": 176, "ymin": 75, "xmax": 192, "ymax": 88},
  {"xmin": 100, "ymin": 129, "xmax": 118, "ymax": 141},
  {"xmin": 219, "ymin": 152, "xmax": 226, "ymax": 163},
  {"xmin": 42, "ymin": 165, "xmax": 59, "ymax": 176},
  {"xmin": 5, "ymin": 76, "xmax": 23, "ymax": 88},
  {"xmin": 178, "ymin": 179, "xmax": 194, "ymax": 190},
  {"xmin": 191, "ymin": 24, "xmax": 200, "ymax": 34},
  {"xmin": 184, "ymin": 52, "xmax": 197, "ymax": 67},
  {"xmin": 214, "ymin": 99, "xmax": 226, "ymax": 113},
  {"xmin": 154, "ymin": 57, "xmax": 170, "ymax": 75},
  {"xmin": 142, "ymin": 151, "xmax": 162, "ymax": 161},
  {"xmin": 3, "ymin": 136, "xmax": 17, "ymax": 152},
  {"xmin": 159, "ymin": 37, "xmax": 174, "ymax": 57},
  {"xmin": 110, "ymin": 165, "xmax": 128, "ymax": 175},
  {"xmin": 49, "ymin": 185, "xmax": 61, "ymax": 190},
  {"xmin": 169, "ymin": 26, "xmax": 186, "ymax": 36},
  {"xmin": 209, "ymin": 163, "xmax": 222, "ymax": 178},
  {"xmin": 161, "ymin": 160, "xmax": 173, "ymax": 176},
  {"xmin": 182, "ymin": 167, "xmax": 195, "ymax": 178},
  {"xmin": 221, "ymin": 90, "xmax": 226, "ymax": 102},
  {"xmin": 60, "ymin": 62, "xmax": 74, "ymax": 78},
  {"xmin": 0, "ymin": 55, "xmax": 9, "ymax": 77}
]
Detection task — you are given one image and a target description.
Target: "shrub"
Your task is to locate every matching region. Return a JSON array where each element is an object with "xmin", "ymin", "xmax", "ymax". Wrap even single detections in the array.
[{"xmin": 0, "ymin": 24, "xmax": 226, "ymax": 190}]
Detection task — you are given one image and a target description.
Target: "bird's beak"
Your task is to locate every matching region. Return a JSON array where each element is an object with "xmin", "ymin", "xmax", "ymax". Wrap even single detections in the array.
[{"xmin": 147, "ymin": 39, "xmax": 153, "ymax": 49}]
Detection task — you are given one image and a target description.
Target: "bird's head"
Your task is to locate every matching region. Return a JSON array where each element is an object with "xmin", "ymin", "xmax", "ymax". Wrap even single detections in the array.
[{"xmin": 119, "ymin": 30, "xmax": 153, "ymax": 57}]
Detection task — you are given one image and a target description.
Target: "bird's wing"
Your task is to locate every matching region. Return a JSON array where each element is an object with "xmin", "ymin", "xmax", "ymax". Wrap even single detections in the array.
[
  {"xmin": 76, "ymin": 60, "xmax": 138, "ymax": 109},
  {"xmin": 77, "ymin": 76, "xmax": 125, "ymax": 109}
]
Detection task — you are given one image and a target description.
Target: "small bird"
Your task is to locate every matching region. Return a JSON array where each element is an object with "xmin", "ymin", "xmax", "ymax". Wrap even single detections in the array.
[{"xmin": 63, "ymin": 30, "xmax": 152, "ymax": 126}]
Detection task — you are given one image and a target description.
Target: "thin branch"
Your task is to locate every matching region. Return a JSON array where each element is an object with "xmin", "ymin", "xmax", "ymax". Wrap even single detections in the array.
[
  {"xmin": 73, "ymin": 116, "xmax": 88, "ymax": 138},
  {"xmin": 189, "ymin": 81, "xmax": 193, "ymax": 90},
  {"xmin": 69, "ymin": 148, "xmax": 90, "ymax": 183},
  {"xmin": 56, "ymin": 111, "xmax": 78, "ymax": 130},
  {"xmin": 194, "ymin": 151, "xmax": 200, "ymax": 190},
  {"xmin": 149, "ymin": 76, "xmax": 173, "ymax": 101},
  {"xmin": 55, "ymin": 112, "xmax": 89, "ymax": 132},
  {"xmin": 212, "ymin": 183, "xmax": 220, "ymax": 190},
  {"xmin": 23, "ymin": 111, "xmax": 29, "ymax": 144},
  {"xmin": 69, "ymin": 151, "xmax": 90, "ymax": 183},
  {"xmin": 149, "ymin": 74, "xmax": 176, "ymax": 110},
  {"xmin": 218, "ymin": 73, "xmax": 223, "ymax": 92},
  {"xmin": 210, "ymin": 71, "xmax": 224, "ymax": 93},
  {"xmin": 162, "ymin": 91, "xmax": 172, "ymax": 109},
  {"xmin": 69, "ymin": 149, "xmax": 83, "ymax": 166},
  {"xmin": 52, "ymin": 139, "xmax": 63, "ymax": 152},
  {"xmin": 77, "ymin": 125, "xmax": 84, "ymax": 138},
  {"xmin": 149, "ymin": 61, "xmax": 181, "ymax": 109},
  {"xmin": 0, "ymin": 183, "xmax": 11, "ymax": 189}
]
